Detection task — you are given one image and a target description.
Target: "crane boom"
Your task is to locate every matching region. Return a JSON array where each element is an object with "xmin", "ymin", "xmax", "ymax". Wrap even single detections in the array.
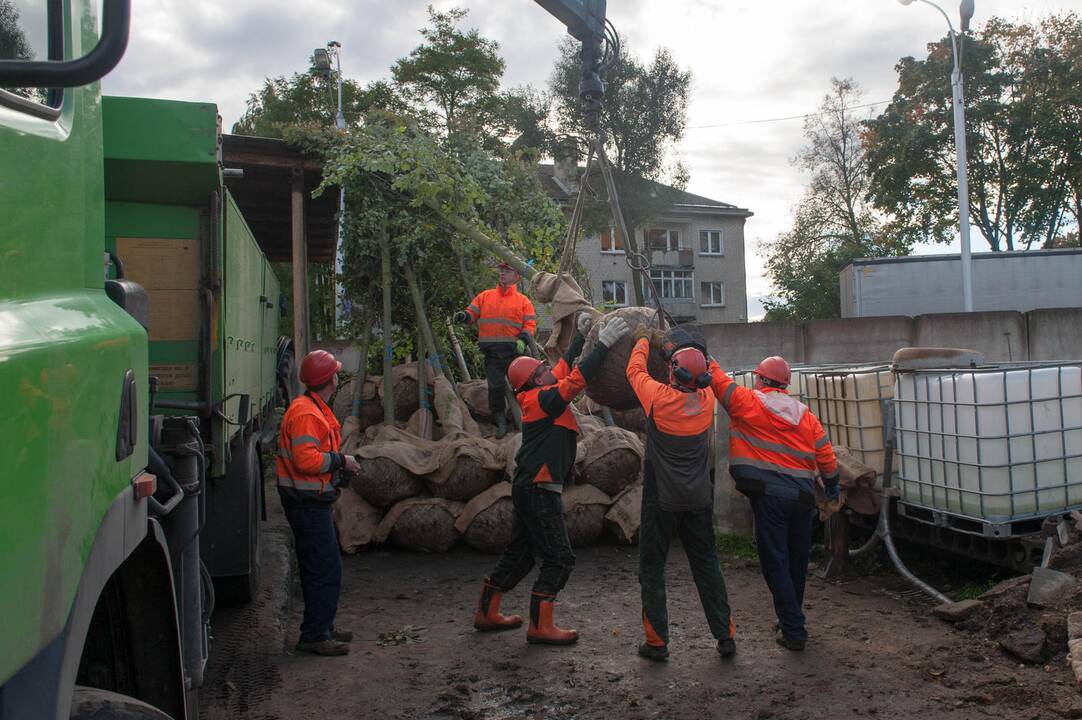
[{"xmin": 532, "ymin": 0, "xmax": 608, "ymax": 131}]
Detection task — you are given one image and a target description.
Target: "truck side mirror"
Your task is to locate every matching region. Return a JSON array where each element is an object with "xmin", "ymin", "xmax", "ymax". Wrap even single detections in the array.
[{"xmin": 0, "ymin": 0, "xmax": 131, "ymax": 88}]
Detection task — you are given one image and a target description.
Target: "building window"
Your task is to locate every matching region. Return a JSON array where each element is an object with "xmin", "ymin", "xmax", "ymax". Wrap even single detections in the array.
[
  {"xmin": 602, "ymin": 280, "xmax": 627, "ymax": 306},
  {"xmin": 650, "ymin": 269, "xmax": 694, "ymax": 300},
  {"xmin": 701, "ymin": 281, "xmax": 725, "ymax": 307},
  {"xmin": 646, "ymin": 228, "xmax": 680, "ymax": 252},
  {"xmin": 600, "ymin": 227, "xmax": 624, "ymax": 254},
  {"xmin": 700, "ymin": 230, "xmax": 724, "ymax": 255}
]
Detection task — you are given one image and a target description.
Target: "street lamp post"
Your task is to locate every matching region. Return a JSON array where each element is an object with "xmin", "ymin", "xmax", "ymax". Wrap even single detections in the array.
[
  {"xmin": 315, "ymin": 41, "xmax": 348, "ymax": 334},
  {"xmin": 897, "ymin": 0, "xmax": 975, "ymax": 312}
]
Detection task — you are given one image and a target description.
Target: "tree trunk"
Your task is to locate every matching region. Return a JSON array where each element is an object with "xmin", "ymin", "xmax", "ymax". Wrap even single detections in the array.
[
  {"xmin": 423, "ymin": 199, "xmax": 536, "ymax": 279},
  {"xmin": 380, "ymin": 229, "xmax": 395, "ymax": 424},
  {"xmin": 446, "ymin": 318, "xmax": 472, "ymax": 381},
  {"xmin": 350, "ymin": 305, "xmax": 373, "ymax": 419},
  {"xmin": 403, "ymin": 264, "xmax": 457, "ymax": 391},
  {"xmin": 415, "ymin": 325, "xmax": 432, "ymax": 440}
]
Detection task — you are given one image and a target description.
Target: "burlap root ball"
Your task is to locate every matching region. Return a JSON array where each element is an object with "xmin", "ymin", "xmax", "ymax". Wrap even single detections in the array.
[
  {"xmin": 387, "ymin": 500, "xmax": 463, "ymax": 553},
  {"xmin": 354, "ymin": 457, "xmax": 425, "ymax": 508},
  {"xmin": 426, "ymin": 457, "xmax": 501, "ymax": 502},
  {"xmin": 581, "ymin": 306, "xmax": 669, "ymax": 411},
  {"xmin": 564, "ymin": 499, "xmax": 607, "ymax": 547},
  {"xmin": 462, "ymin": 496, "xmax": 514, "ymax": 554},
  {"xmin": 579, "ymin": 448, "xmax": 642, "ymax": 496}
]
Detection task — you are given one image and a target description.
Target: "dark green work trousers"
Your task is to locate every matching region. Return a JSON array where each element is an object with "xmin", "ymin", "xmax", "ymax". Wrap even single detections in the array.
[{"xmin": 639, "ymin": 474, "xmax": 734, "ymax": 646}]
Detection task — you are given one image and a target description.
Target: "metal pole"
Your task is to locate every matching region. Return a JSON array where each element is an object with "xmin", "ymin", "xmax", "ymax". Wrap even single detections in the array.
[
  {"xmin": 910, "ymin": 1, "xmax": 974, "ymax": 312},
  {"xmin": 950, "ymin": 32, "xmax": 974, "ymax": 312},
  {"xmin": 331, "ymin": 42, "xmax": 347, "ymax": 334}
]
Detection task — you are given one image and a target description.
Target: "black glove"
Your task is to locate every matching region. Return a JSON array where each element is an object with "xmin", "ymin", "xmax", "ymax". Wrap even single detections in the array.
[
  {"xmin": 453, "ymin": 310, "xmax": 470, "ymax": 325},
  {"xmin": 823, "ymin": 473, "xmax": 841, "ymax": 501}
]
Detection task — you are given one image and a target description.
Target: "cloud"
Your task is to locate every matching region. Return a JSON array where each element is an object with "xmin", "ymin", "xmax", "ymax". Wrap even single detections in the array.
[{"xmin": 101, "ymin": 0, "xmax": 1082, "ymax": 323}]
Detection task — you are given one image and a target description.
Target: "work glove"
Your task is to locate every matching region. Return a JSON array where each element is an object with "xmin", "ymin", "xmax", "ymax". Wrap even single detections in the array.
[
  {"xmin": 598, "ymin": 317, "xmax": 630, "ymax": 348},
  {"xmin": 453, "ymin": 310, "xmax": 470, "ymax": 325},
  {"xmin": 516, "ymin": 339, "xmax": 527, "ymax": 355},
  {"xmin": 577, "ymin": 311, "xmax": 595, "ymax": 337},
  {"xmin": 823, "ymin": 475, "xmax": 841, "ymax": 501},
  {"xmin": 633, "ymin": 323, "xmax": 651, "ymax": 343}
]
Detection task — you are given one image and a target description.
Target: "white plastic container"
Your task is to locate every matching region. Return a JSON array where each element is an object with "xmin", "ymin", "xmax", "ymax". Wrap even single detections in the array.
[
  {"xmin": 803, "ymin": 366, "xmax": 895, "ymax": 487},
  {"xmin": 894, "ymin": 364, "xmax": 1082, "ymax": 522}
]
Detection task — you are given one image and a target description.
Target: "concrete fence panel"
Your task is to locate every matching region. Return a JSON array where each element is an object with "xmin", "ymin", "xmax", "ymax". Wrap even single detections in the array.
[
  {"xmin": 1026, "ymin": 308, "xmax": 1082, "ymax": 361},
  {"xmin": 804, "ymin": 316, "xmax": 913, "ymax": 365},
  {"xmin": 913, "ymin": 311, "xmax": 1028, "ymax": 362}
]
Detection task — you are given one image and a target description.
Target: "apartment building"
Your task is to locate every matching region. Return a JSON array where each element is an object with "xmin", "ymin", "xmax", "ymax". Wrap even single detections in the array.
[{"xmin": 538, "ymin": 161, "xmax": 752, "ymax": 324}]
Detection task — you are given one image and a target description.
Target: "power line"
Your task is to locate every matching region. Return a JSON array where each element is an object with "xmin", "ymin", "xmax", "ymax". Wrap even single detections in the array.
[{"xmin": 685, "ymin": 100, "xmax": 891, "ymax": 130}]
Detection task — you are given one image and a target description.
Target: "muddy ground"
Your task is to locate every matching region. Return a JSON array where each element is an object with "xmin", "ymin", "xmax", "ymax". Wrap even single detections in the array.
[{"xmin": 199, "ymin": 489, "xmax": 1082, "ymax": 720}]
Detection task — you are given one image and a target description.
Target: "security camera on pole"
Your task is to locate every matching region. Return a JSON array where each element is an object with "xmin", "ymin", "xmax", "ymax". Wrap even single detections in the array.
[{"xmin": 896, "ymin": 0, "xmax": 976, "ymax": 312}]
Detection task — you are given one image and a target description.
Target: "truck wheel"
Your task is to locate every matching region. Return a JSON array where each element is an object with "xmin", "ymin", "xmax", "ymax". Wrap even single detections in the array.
[
  {"xmin": 276, "ymin": 346, "xmax": 296, "ymax": 407},
  {"xmin": 214, "ymin": 435, "xmax": 262, "ymax": 606},
  {"xmin": 70, "ymin": 687, "xmax": 175, "ymax": 720}
]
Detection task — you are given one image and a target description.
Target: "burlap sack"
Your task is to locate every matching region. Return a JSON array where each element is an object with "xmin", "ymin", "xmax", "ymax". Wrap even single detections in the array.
[
  {"xmin": 374, "ymin": 362, "xmax": 421, "ymax": 421},
  {"xmin": 815, "ymin": 446, "xmax": 880, "ymax": 520},
  {"xmin": 500, "ymin": 432, "xmax": 523, "ymax": 479},
  {"xmin": 562, "ymin": 484, "xmax": 611, "ymax": 547},
  {"xmin": 580, "ymin": 307, "xmax": 670, "ymax": 410},
  {"xmin": 575, "ymin": 426, "xmax": 644, "ymax": 496},
  {"xmin": 529, "ymin": 271, "xmax": 595, "ymax": 363},
  {"xmin": 459, "ymin": 379, "xmax": 493, "ymax": 422},
  {"xmin": 432, "ymin": 375, "xmax": 480, "ymax": 437},
  {"xmin": 353, "ymin": 454, "xmax": 426, "ymax": 508},
  {"xmin": 605, "ymin": 484, "xmax": 643, "ymax": 544},
  {"xmin": 455, "ymin": 482, "xmax": 514, "ymax": 554},
  {"xmin": 375, "ymin": 497, "xmax": 464, "ymax": 553},
  {"xmin": 331, "ymin": 375, "xmax": 383, "ymax": 431},
  {"xmin": 332, "ymin": 487, "xmax": 383, "ymax": 554},
  {"xmin": 426, "ymin": 455, "xmax": 502, "ymax": 501}
]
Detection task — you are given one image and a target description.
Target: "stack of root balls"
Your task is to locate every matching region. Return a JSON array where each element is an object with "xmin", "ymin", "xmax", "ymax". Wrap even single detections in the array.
[{"xmin": 331, "ymin": 363, "xmax": 647, "ymax": 555}]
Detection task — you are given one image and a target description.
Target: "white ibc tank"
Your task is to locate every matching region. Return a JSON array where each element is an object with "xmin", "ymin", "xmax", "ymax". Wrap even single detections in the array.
[
  {"xmin": 894, "ymin": 364, "xmax": 1082, "ymax": 522},
  {"xmin": 803, "ymin": 366, "xmax": 895, "ymax": 487}
]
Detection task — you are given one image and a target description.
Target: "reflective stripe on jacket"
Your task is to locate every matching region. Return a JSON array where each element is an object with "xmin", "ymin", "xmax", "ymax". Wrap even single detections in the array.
[
  {"xmin": 465, "ymin": 284, "xmax": 537, "ymax": 347},
  {"xmin": 709, "ymin": 362, "xmax": 837, "ymax": 501},
  {"xmin": 627, "ymin": 338, "xmax": 715, "ymax": 511},
  {"xmin": 276, "ymin": 392, "xmax": 343, "ymax": 504},
  {"xmin": 513, "ymin": 333, "xmax": 606, "ymax": 490}
]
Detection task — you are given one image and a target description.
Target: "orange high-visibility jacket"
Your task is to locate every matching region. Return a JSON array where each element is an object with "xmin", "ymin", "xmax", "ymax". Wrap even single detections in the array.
[
  {"xmin": 465, "ymin": 284, "xmax": 536, "ymax": 350},
  {"xmin": 709, "ymin": 362, "xmax": 837, "ymax": 502},
  {"xmin": 627, "ymin": 338, "xmax": 716, "ymax": 511},
  {"xmin": 276, "ymin": 393, "xmax": 344, "ymax": 504}
]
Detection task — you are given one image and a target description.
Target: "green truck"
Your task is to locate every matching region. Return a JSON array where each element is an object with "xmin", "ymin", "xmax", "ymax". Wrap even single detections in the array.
[{"xmin": 0, "ymin": 4, "xmax": 292, "ymax": 718}]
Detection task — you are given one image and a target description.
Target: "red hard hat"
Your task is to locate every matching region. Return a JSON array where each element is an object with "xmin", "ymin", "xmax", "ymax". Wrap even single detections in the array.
[
  {"xmin": 754, "ymin": 356, "xmax": 791, "ymax": 387},
  {"xmin": 671, "ymin": 347, "xmax": 710, "ymax": 390},
  {"xmin": 299, "ymin": 349, "xmax": 342, "ymax": 388},
  {"xmin": 507, "ymin": 356, "xmax": 543, "ymax": 391}
]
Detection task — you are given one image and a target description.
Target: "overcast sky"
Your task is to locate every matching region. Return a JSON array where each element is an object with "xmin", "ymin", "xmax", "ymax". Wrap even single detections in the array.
[{"xmin": 102, "ymin": 0, "xmax": 1082, "ymax": 319}]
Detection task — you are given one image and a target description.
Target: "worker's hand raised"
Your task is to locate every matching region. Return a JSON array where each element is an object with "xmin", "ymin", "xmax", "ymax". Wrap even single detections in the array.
[
  {"xmin": 452, "ymin": 311, "xmax": 470, "ymax": 325},
  {"xmin": 577, "ymin": 311, "xmax": 595, "ymax": 337},
  {"xmin": 633, "ymin": 323, "xmax": 651, "ymax": 343},
  {"xmin": 598, "ymin": 317, "xmax": 630, "ymax": 348},
  {"xmin": 344, "ymin": 454, "xmax": 361, "ymax": 474}
]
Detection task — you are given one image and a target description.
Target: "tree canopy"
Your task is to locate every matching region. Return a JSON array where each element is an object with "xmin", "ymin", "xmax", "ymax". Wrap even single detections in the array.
[
  {"xmin": 864, "ymin": 13, "xmax": 1082, "ymax": 251},
  {"xmin": 763, "ymin": 79, "xmax": 906, "ymax": 321}
]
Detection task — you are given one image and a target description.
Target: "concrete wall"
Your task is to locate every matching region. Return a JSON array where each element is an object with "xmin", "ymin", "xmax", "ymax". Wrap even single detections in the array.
[{"xmin": 1028, "ymin": 308, "xmax": 1082, "ymax": 361}]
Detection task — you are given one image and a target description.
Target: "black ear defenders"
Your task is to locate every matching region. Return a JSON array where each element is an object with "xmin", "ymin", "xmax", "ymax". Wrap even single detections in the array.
[{"xmin": 671, "ymin": 361, "xmax": 712, "ymax": 389}]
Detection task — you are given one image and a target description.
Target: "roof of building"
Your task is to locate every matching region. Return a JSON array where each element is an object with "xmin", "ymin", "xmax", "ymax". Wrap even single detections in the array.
[
  {"xmin": 840, "ymin": 247, "xmax": 1082, "ymax": 270},
  {"xmin": 537, "ymin": 163, "xmax": 752, "ymax": 217}
]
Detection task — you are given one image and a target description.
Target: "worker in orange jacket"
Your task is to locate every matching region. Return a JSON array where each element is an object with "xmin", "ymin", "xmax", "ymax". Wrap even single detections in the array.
[
  {"xmin": 277, "ymin": 349, "xmax": 361, "ymax": 656},
  {"xmin": 627, "ymin": 326, "xmax": 736, "ymax": 662},
  {"xmin": 709, "ymin": 356, "xmax": 839, "ymax": 651},
  {"xmin": 473, "ymin": 314, "xmax": 630, "ymax": 646},
  {"xmin": 454, "ymin": 260, "xmax": 536, "ymax": 439}
]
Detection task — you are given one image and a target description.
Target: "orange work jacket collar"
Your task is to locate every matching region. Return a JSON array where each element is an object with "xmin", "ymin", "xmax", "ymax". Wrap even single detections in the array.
[
  {"xmin": 496, "ymin": 282, "xmax": 519, "ymax": 296},
  {"xmin": 303, "ymin": 392, "xmax": 341, "ymax": 432}
]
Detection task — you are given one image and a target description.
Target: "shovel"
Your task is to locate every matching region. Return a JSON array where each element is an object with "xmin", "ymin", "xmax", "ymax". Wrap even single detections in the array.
[{"xmin": 1027, "ymin": 535, "xmax": 1077, "ymax": 608}]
